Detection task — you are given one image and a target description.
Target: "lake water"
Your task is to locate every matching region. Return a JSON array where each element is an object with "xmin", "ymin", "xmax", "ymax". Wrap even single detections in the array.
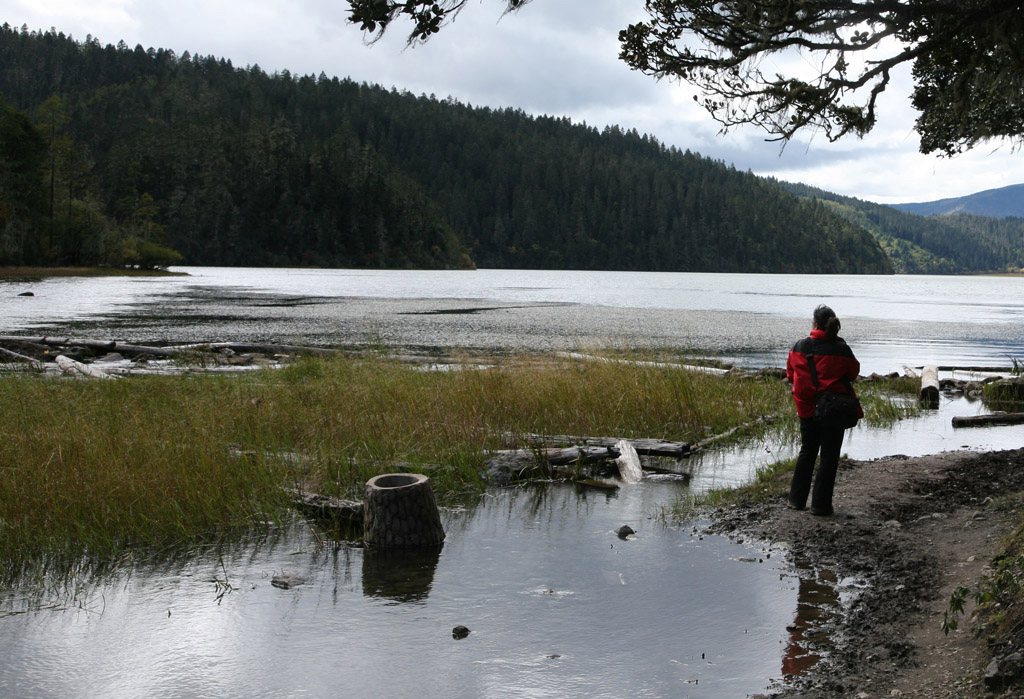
[
  {"xmin": 2, "ymin": 268, "xmax": 1023, "ymax": 697},
  {"xmin": 3, "ymin": 267, "xmax": 1024, "ymax": 374}
]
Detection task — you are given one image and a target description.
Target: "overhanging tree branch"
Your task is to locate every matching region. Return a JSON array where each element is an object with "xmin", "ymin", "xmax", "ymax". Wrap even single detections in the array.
[{"xmin": 345, "ymin": 0, "xmax": 1024, "ymax": 155}]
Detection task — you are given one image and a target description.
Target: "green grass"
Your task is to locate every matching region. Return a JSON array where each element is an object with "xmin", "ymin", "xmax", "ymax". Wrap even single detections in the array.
[
  {"xmin": 0, "ymin": 353, "xmax": 789, "ymax": 568},
  {"xmin": 0, "ymin": 355, "xmax": 923, "ymax": 575}
]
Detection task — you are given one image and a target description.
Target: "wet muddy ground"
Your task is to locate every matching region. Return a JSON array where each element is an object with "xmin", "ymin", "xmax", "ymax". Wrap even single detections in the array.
[{"xmin": 710, "ymin": 448, "xmax": 1024, "ymax": 698}]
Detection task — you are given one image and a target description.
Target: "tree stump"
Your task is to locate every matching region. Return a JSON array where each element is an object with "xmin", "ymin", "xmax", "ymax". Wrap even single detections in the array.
[{"xmin": 363, "ymin": 473, "xmax": 445, "ymax": 548}]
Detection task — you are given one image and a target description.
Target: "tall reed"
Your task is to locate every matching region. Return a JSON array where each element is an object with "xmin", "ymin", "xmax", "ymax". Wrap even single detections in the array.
[{"xmin": 3, "ymin": 353, "xmax": 915, "ymax": 568}]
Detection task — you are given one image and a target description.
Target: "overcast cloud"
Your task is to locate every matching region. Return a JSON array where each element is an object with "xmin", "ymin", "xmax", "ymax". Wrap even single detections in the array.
[{"xmin": 4, "ymin": 0, "xmax": 1022, "ymax": 204}]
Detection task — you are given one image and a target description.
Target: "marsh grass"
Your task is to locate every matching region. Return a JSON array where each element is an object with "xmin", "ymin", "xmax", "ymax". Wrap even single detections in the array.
[
  {"xmin": 0, "ymin": 354, "xmax": 922, "ymax": 573},
  {"xmin": 0, "ymin": 353, "xmax": 790, "ymax": 567},
  {"xmin": 662, "ymin": 457, "xmax": 798, "ymax": 521}
]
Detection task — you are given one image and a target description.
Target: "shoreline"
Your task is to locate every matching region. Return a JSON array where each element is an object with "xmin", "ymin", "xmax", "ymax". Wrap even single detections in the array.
[
  {"xmin": 708, "ymin": 448, "xmax": 1024, "ymax": 697},
  {"xmin": 0, "ymin": 266, "xmax": 186, "ymax": 278}
]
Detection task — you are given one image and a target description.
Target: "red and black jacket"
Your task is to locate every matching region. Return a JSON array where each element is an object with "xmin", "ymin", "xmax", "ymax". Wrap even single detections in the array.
[{"xmin": 786, "ymin": 329, "xmax": 861, "ymax": 419}]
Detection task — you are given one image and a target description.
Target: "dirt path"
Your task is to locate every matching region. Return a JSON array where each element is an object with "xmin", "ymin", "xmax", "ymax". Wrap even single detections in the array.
[{"xmin": 706, "ymin": 447, "xmax": 1024, "ymax": 698}]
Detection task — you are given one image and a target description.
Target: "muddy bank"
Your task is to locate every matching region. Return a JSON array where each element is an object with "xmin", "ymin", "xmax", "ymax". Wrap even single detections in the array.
[{"xmin": 706, "ymin": 448, "xmax": 1024, "ymax": 697}]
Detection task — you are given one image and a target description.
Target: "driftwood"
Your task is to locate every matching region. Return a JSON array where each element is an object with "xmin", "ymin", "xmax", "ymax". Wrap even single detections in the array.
[
  {"xmin": 556, "ymin": 351, "xmax": 730, "ymax": 376},
  {"xmin": 513, "ymin": 433, "xmax": 691, "ymax": 458},
  {"xmin": 694, "ymin": 416, "xmax": 775, "ymax": 450},
  {"xmin": 0, "ymin": 346, "xmax": 43, "ymax": 366},
  {"xmin": 952, "ymin": 413, "xmax": 1024, "ymax": 428},
  {"xmin": 0, "ymin": 336, "xmax": 339, "ymax": 360},
  {"xmin": 55, "ymin": 354, "xmax": 119, "ymax": 380},
  {"xmin": 291, "ymin": 489, "xmax": 364, "ymax": 525},
  {"xmin": 0, "ymin": 336, "xmax": 177, "ymax": 357},
  {"xmin": 615, "ymin": 439, "xmax": 643, "ymax": 484},
  {"xmin": 931, "ymin": 366, "xmax": 1016, "ymax": 373},
  {"xmin": 173, "ymin": 342, "xmax": 339, "ymax": 357},
  {"xmin": 920, "ymin": 365, "xmax": 940, "ymax": 407}
]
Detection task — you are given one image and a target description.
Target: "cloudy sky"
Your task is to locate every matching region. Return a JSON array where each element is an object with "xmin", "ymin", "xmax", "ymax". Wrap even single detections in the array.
[{"xmin": 5, "ymin": 0, "xmax": 1022, "ymax": 204}]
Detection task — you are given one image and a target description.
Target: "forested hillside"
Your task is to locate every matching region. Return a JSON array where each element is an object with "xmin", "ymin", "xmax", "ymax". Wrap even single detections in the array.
[
  {"xmin": 0, "ymin": 25, "xmax": 894, "ymax": 273},
  {"xmin": 781, "ymin": 182, "xmax": 1024, "ymax": 274}
]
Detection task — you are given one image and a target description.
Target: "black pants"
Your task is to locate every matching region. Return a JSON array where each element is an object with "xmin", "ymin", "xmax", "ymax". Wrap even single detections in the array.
[{"xmin": 788, "ymin": 417, "xmax": 845, "ymax": 511}]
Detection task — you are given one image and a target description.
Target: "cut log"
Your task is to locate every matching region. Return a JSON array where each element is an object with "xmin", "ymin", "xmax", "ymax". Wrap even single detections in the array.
[
  {"xmin": 920, "ymin": 365, "xmax": 940, "ymax": 408},
  {"xmin": 952, "ymin": 413, "xmax": 1024, "ymax": 428},
  {"xmin": 615, "ymin": 439, "xmax": 643, "ymax": 484},
  {"xmin": 55, "ymin": 354, "xmax": 119, "ymax": 379},
  {"xmin": 363, "ymin": 473, "xmax": 445, "ymax": 548}
]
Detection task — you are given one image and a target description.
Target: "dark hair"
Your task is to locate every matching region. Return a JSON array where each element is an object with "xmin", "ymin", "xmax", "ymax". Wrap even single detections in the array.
[{"xmin": 813, "ymin": 304, "xmax": 841, "ymax": 339}]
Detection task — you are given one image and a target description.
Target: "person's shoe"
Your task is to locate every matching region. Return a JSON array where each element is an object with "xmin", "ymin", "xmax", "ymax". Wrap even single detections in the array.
[
  {"xmin": 786, "ymin": 501, "xmax": 805, "ymax": 511},
  {"xmin": 810, "ymin": 505, "xmax": 833, "ymax": 516}
]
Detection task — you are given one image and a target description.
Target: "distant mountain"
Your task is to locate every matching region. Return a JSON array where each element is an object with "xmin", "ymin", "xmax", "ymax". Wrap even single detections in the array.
[
  {"xmin": 780, "ymin": 181, "xmax": 1024, "ymax": 274},
  {"xmin": 891, "ymin": 184, "xmax": 1024, "ymax": 218}
]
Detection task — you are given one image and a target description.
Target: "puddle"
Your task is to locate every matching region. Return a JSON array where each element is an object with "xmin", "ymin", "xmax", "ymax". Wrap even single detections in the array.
[
  {"xmin": 1, "ymin": 484, "xmax": 797, "ymax": 698},
  {"xmin": 780, "ymin": 560, "xmax": 844, "ymax": 680}
]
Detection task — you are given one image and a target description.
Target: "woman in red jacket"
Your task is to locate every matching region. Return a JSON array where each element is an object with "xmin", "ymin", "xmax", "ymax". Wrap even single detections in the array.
[{"xmin": 786, "ymin": 305, "xmax": 861, "ymax": 516}]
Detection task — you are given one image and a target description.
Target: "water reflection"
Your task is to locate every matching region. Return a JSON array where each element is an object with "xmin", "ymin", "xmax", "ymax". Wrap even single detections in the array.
[
  {"xmin": 0, "ymin": 484, "xmax": 797, "ymax": 698},
  {"xmin": 362, "ymin": 545, "xmax": 442, "ymax": 603},
  {"xmin": 781, "ymin": 560, "xmax": 841, "ymax": 679}
]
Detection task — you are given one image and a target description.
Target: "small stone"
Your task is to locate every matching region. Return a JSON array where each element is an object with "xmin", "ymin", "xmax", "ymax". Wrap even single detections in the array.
[
  {"xmin": 452, "ymin": 625, "xmax": 471, "ymax": 639},
  {"xmin": 270, "ymin": 573, "xmax": 306, "ymax": 589},
  {"xmin": 17, "ymin": 291, "xmax": 33, "ymax": 297},
  {"xmin": 882, "ymin": 520, "xmax": 902, "ymax": 529},
  {"xmin": 616, "ymin": 525, "xmax": 635, "ymax": 539}
]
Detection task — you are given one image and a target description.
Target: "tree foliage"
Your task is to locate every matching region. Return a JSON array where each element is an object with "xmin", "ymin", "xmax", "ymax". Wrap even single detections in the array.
[
  {"xmin": 781, "ymin": 181, "xmax": 1024, "ymax": 273},
  {"xmin": 0, "ymin": 25, "xmax": 912, "ymax": 274},
  {"xmin": 348, "ymin": 0, "xmax": 1024, "ymax": 155}
]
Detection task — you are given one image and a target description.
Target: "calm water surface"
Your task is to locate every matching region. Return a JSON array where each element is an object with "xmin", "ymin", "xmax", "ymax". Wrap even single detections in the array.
[
  {"xmin": 3, "ymin": 267, "xmax": 1024, "ymax": 374},
  {"xmin": 3, "ymin": 268, "xmax": 1024, "ymax": 697}
]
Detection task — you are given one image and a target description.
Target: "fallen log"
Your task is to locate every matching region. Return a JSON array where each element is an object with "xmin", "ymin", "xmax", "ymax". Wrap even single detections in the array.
[
  {"xmin": 512, "ymin": 433, "xmax": 691, "ymax": 457},
  {"xmin": 920, "ymin": 365, "xmax": 940, "ymax": 408},
  {"xmin": 545, "ymin": 446, "xmax": 620, "ymax": 466},
  {"xmin": 694, "ymin": 416, "xmax": 775, "ymax": 450},
  {"xmin": 0, "ymin": 336, "xmax": 176, "ymax": 357},
  {"xmin": 173, "ymin": 342, "xmax": 339, "ymax": 357},
  {"xmin": 952, "ymin": 413, "xmax": 1024, "ymax": 428},
  {"xmin": 0, "ymin": 346, "xmax": 43, "ymax": 367},
  {"xmin": 556, "ymin": 351, "xmax": 730, "ymax": 376},
  {"xmin": 291, "ymin": 489, "xmax": 364, "ymax": 525},
  {"xmin": 55, "ymin": 354, "xmax": 119, "ymax": 380}
]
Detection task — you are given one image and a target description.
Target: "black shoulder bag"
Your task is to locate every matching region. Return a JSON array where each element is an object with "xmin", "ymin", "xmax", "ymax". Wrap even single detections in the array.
[{"xmin": 806, "ymin": 354, "xmax": 861, "ymax": 430}]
